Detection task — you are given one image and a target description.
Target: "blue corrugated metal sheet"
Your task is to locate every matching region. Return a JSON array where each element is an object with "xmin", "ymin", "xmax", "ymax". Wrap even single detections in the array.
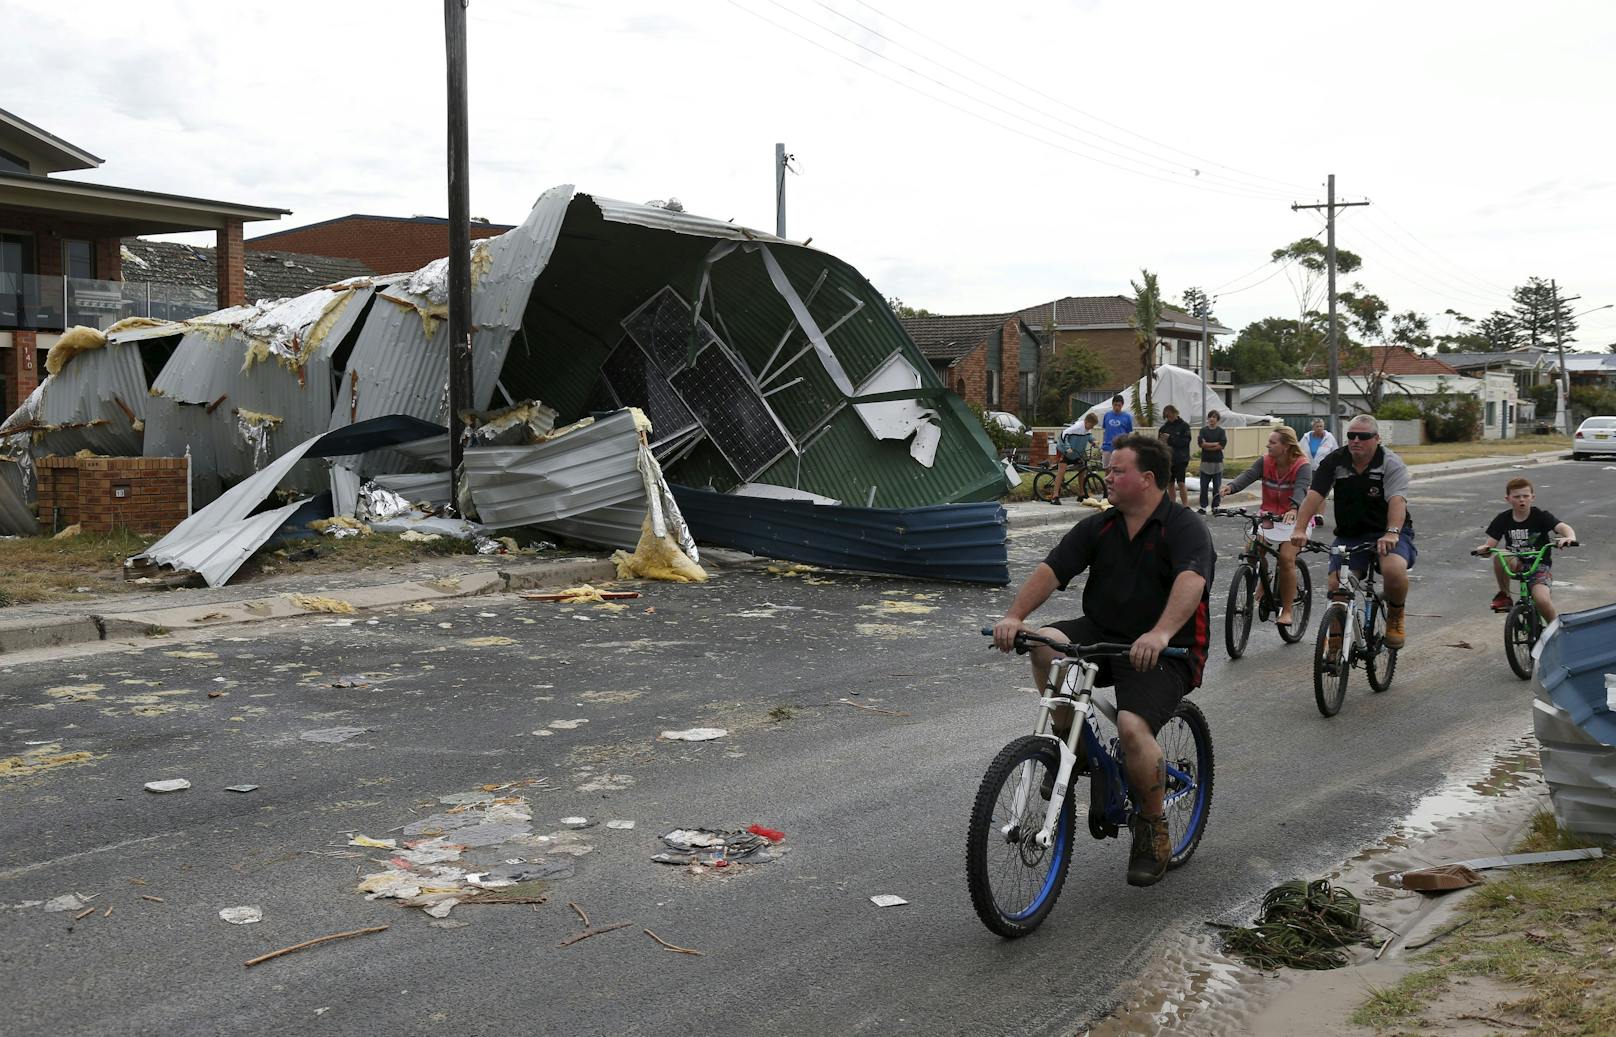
[
  {"xmin": 1537, "ymin": 603, "xmax": 1616, "ymax": 744},
  {"xmin": 1533, "ymin": 604, "xmax": 1616, "ymax": 836},
  {"xmin": 671, "ymin": 485, "xmax": 1008, "ymax": 585}
]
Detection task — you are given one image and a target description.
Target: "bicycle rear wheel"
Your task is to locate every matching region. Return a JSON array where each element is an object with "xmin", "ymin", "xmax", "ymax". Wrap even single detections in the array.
[
  {"xmin": 1157, "ymin": 700, "xmax": 1214, "ymax": 868},
  {"xmin": 966, "ymin": 735, "xmax": 1076, "ymax": 938},
  {"xmin": 1031, "ymin": 471, "xmax": 1056, "ymax": 502},
  {"xmin": 1278, "ymin": 558, "xmax": 1312, "ymax": 645},
  {"xmin": 1366, "ymin": 597, "xmax": 1397, "ymax": 692},
  {"xmin": 1504, "ymin": 601, "xmax": 1539, "ymax": 681},
  {"xmin": 1225, "ymin": 563, "xmax": 1255, "ymax": 659},
  {"xmin": 1313, "ymin": 603, "xmax": 1350, "ymax": 716}
]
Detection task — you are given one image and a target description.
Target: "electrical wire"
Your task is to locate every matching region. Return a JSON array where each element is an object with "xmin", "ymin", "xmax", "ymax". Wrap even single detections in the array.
[
  {"xmin": 848, "ymin": 0, "xmax": 1319, "ymax": 197},
  {"xmin": 803, "ymin": 0, "xmax": 1304, "ymax": 200},
  {"xmin": 729, "ymin": 0, "xmax": 1293, "ymax": 203},
  {"xmin": 1361, "ymin": 207, "xmax": 1514, "ymax": 298}
]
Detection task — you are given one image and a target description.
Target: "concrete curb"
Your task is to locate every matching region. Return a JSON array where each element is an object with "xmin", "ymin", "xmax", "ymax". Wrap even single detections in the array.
[{"xmin": 5, "ymin": 555, "xmax": 619, "ymax": 655}]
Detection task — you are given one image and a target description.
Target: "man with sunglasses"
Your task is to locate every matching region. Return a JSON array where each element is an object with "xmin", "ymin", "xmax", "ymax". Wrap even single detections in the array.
[{"xmin": 1291, "ymin": 415, "xmax": 1416, "ymax": 649}]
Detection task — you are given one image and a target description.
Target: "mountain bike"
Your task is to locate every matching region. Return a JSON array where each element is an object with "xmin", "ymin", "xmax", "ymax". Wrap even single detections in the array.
[
  {"xmin": 1309, "ymin": 542, "xmax": 1398, "ymax": 717},
  {"xmin": 1471, "ymin": 541, "xmax": 1577, "ymax": 680},
  {"xmin": 1023, "ymin": 453, "xmax": 1105, "ymax": 503},
  {"xmin": 967, "ymin": 628, "xmax": 1214, "ymax": 937},
  {"xmin": 1211, "ymin": 507, "xmax": 1315, "ymax": 658}
]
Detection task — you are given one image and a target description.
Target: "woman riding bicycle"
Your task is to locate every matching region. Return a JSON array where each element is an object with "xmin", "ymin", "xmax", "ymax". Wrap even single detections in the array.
[{"xmin": 1217, "ymin": 425, "xmax": 1313, "ymax": 628}]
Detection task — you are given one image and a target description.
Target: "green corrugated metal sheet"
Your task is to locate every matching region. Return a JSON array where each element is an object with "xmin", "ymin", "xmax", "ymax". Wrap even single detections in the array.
[{"xmin": 495, "ymin": 193, "xmax": 1006, "ymax": 507}]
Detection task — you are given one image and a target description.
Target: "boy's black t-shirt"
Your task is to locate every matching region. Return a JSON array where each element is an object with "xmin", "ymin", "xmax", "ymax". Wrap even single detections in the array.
[
  {"xmin": 1198, "ymin": 426, "xmax": 1226, "ymax": 464},
  {"xmin": 1486, "ymin": 506, "xmax": 1562, "ymax": 564},
  {"xmin": 1159, "ymin": 417, "xmax": 1192, "ymax": 464}
]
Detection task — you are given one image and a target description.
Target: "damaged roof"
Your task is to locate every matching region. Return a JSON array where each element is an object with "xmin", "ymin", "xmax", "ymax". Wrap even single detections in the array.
[{"xmin": 120, "ymin": 238, "xmax": 376, "ymax": 301}]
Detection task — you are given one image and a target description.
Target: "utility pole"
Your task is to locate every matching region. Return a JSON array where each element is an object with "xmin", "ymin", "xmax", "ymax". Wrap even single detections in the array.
[
  {"xmin": 1552, "ymin": 279, "xmax": 1576, "ymax": 436},
  {"xmin": 445, "ymin": 0, "xmax": 473, "ymax": 489},
  {"xmin": 775, "ymin": 143, "xmax": 793, "ymax": 238},
  {"xmin": 1292, "ymin": 174, "xmax": 1369, "ymax": 438}
]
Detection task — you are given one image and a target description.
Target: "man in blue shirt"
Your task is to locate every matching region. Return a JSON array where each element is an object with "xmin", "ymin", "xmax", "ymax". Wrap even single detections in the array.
[{"xmin": 1100, "ymin": 394, "xmax": 1134, "ymax": 467}]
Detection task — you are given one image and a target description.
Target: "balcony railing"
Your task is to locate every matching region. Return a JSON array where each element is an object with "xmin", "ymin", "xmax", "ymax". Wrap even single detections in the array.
[{"xmin": 0, "ymin": 272, "xmax": 217, "ymax": 332}]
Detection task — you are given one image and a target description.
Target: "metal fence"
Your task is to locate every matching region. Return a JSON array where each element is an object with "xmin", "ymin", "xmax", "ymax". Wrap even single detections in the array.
[{"xmin": 0, "ymin": 272, "xmax": 217, "ymax": 331}]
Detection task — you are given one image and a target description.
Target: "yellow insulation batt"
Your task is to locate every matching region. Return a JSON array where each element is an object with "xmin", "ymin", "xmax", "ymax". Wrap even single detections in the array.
[
  {"xmin": 310, "ymin": 516, "xmax": 372, "ymax": 536},
  {"xmin": 611, "ymin": 516, "xmax": 708, "ymax": 583},
  {"xmin": 45, "ymin": 325, "xmax": 107, "ymax": 376}
]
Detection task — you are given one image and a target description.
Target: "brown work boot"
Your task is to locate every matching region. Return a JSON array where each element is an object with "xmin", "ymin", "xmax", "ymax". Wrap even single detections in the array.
[
  {"xmin": 1385, "ymin": 605, "xmax": 1406, "ymax": 649},
  {"xmin": 1126, "ymin": 813, "xmax": 1171, "ymax": 887}
]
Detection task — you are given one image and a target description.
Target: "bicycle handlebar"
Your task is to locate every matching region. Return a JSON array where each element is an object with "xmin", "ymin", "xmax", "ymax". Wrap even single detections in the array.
[
  {"xmin": 1472, "ymin": 542, "xmax": 1576, "ymax": 558},
  {"xmin": 980, "ymin": 627, "xmax": 1189, "ymax": 659}
]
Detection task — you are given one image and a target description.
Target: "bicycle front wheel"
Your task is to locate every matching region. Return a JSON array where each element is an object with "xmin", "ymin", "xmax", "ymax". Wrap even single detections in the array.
[
  {"xmin": 1225, "ymin": 563, "xmax": 1255, "ymax": 659},
  {"xmin": 1366, "ymin": 597, "xmax": 1397, "ymax": 693},
  {"xmin": 1279, "ymin": 558, "xmax": 1312, "ymax": 645},
  {"xmin": 1158, "ymin": 699, "xmax": 1214, "ymax": 868},
  {"xmin": 1314, "ymin": 603, "xmax": 1350, "ymax": 716},
  {"xmin": 1081, "ymin": 471, "xmax": 1106, "ymax": 500},
  {"xmin": 1031, "ymin": 471, "xmax": 1056, "ymax": 502},
  {"xmin": 966, "ymin": 735, "xmax": 1075, "ymax": 938},
  {"xmin": 1504, "ymin": 601, "xmax": 1539, "ymax": 681}
]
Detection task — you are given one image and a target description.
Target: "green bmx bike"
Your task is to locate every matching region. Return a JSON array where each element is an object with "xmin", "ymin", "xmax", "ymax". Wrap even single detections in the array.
[{"xmin": 1472, "ymin": 541, "xmax": 1577, "ymax": 680}]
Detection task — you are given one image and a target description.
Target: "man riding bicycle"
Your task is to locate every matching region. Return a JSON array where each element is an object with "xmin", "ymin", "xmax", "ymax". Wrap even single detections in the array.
[
  {"xmin": 1291, "ymin": 414, "xmax": 1415, "ymax": 650},
  {"xmin": 1218, "ymin": 424, "xmax": 1312, "ymax": 628},
  {"xmin": 991, "ymin": 434, "xmax": 1214, "ymax": 887}
]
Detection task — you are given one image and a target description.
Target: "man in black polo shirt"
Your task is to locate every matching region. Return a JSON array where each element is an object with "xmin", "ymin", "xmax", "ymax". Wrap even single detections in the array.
[{"xmin": 991, "ymin": 433, "xmax": 1214, "ymax": 887}]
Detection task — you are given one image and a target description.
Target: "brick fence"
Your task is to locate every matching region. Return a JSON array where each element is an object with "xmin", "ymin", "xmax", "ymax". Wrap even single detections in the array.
[{"xmin": 37, "ymin": 456, "xmax": 190, "ymax": 534}]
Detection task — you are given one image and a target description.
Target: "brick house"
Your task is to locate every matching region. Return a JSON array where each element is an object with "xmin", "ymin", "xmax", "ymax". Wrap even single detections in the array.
[
  {"xmin": 0, "ymin": 106, "xmax": 287, "ymax": 411},
  {"xmin": 898, "ymin": 313, "xmax": 1041, "ymax": 420},
  {"xmin": 245, "ymin": 214, "xmax": 513, "ymax": 275},
  {"xmin": 1017, "ymin": 295, "xmax": 1233, "ymax": 390}
]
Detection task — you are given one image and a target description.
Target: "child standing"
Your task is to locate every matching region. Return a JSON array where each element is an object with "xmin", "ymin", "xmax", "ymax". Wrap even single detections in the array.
[
  {"xmin": 1157, "ymin": 404, "xmax": 1192, "ymax": 507},
  {"xmin": 1474, "ymin": 476, "xmax": 1577, "ymax": 621},
  {"xmin": 1196, "ymin": 410, "xmax": 1227, "ymax": 513}
]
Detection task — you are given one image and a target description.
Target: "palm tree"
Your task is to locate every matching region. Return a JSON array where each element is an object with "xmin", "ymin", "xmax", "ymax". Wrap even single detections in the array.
[{"xmin": 1129, "ymin": 269, "xmax": 1164, "ymax": 425}]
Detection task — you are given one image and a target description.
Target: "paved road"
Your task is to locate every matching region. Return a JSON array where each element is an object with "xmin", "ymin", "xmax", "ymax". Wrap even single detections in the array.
[{"xmin": 3, "ymin": 461, "xmax": 1613, "ymax": 1037}]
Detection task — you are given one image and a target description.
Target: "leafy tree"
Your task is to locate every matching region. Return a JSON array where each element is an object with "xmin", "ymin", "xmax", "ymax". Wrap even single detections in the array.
[
  {"xmin": 1272, "ymin": 238, "xmax": 1362, "ymax": 318},
  {"xmin": 1510, "ymin": 277, "xmax": 1577, "ymax": 349},
  {"xmin": 1375, "ymin": 397, "xmax": 1421, "ymax": 421},
  {"xmin": 1523, "ymin": 382, "xmax": 1558, "ymax": 416},
  {"xmin": 1129, "ymin": 269, "xmax": 1164, "ymax": 425},
  {"xmin": 1389, "ymin": 311, "xmax": 1432, "ymax": 352},
  {"xmin": 970, "ymin": 402, "xmax": 1030, "ymax": 455},
  {"xmin": 1216, "ymin": 319, "xmax": 1296, "ymax": 383},
  {"xmin": 885, "ymin": 296, "xmax": 932, "ymax": 319},
  {"xmin": 1336, "ymin": 284, "xmax": 1388, "ymax": 344},
  {"xmin": 1036, "ymin": 342, "xmax": 1110, "ymax": 424},
  {"xmin": 1475, "ymin": 311, "xmax": 1520, "ymax": 352},
  {"xmin": 1419, "ymin": 378, "xmax": 1482, "ymax": 443},
  {"xmin": 1181, "ymin": 287, "xmax": 1212, "ymax": 319},
  {"xmin": 1570, "ymin": 385, "xmax": 1616, "ymax": 422}
]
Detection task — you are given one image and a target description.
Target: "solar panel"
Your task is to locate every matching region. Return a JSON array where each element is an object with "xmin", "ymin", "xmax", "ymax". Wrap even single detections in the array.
[
  {"xmin": 621, "ymin": 287, "xmax": 718, "ymax": 374},
  {"xmin": 672, "ymin": 344, "xmax": 793, "ymax": 480},
  {"xmin": 599, "ymin": 338, "xmax": 699, "ymax": 445}
]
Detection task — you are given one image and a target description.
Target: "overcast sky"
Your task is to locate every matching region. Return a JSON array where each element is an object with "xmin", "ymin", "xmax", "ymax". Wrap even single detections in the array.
[{"xmin": 9, "ymin": 0, "xmax": 1615, "ymax": 347}]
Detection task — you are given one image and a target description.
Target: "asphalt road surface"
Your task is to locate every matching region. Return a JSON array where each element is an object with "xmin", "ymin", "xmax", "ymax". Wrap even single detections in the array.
[{"xmin": 4, "ymin": 461, "xmax": 1613, "ymax": 1037}]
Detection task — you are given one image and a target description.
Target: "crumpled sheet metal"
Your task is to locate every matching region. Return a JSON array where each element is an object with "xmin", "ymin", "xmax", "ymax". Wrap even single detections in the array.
[
  {"xmin": 0, "ymin": 458, "xmax": 39, "ymax": 535},
  {"xmin": 327, "ymin": 186, "xmax": 573, "ymax": 471},
  {"xmin": 1534, "ymin": 606, "xmax": 1616, "ymax": 837},
  {"xmin": 461, "ymin": 409, "xmax": 647, "ymax": 548}
]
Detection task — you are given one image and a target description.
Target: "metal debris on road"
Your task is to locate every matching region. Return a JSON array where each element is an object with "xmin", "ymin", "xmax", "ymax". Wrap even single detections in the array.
[
  {"xmin": 299, "ymin": 727, "xmax": 371, "ymax": 744},
  {"xmin": 43, "ymin": 894, "xmax": 86, "ymax": 913},
  {"xmin": 605, "ymin": 820, "xmax": 636, "ymax": 830},
  {"xmin": 653, "ymin": 828, "xmax": 781, "ymax": 867},
  {"xmin": 869, "ymin": 895, "xmax": 909, "ymax": 908},
  {"xmin": 226, "ymin": 784, "xmax": 259, "ymax": 793},
  {"xmin": 219, "ymin": 906, "xmax": 263, "ymax": 925},
  {"xmin": 330, "ymin": 675, "xmax": 371, "ymax": 688},
  {"xmin": 144, "ymin": 778, "xmax": 191, "ymax": 793},
  {"xmin": 659, "ymin": 727, "xmax": 727, "ymax": 742}
]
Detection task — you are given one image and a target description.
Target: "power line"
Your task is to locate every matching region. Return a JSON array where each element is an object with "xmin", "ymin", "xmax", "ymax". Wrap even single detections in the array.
[
  {"xmin": 730, "ymin": 0, "xmax": 1292, "ymax": 203},
  {"xmin": 848, "ymin": 0, "xmax": 1319, "ymax": 197},
  {"xmin": 802, "ymin": 0, "xmax": 1303, "ymax": 200},
  {"xmin": 1361, "ymin": 207, "xmax": 1514, "ymax": 298}
]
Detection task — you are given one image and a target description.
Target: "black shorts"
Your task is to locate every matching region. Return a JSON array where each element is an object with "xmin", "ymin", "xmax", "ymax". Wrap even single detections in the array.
[
  {"xmin": 1042, "ymin": 617, "xmax": 1191, "ymax": 735},
  {"xmin": 1170, "ymin": 460, "xmax": 1188, "ymax": 482}
]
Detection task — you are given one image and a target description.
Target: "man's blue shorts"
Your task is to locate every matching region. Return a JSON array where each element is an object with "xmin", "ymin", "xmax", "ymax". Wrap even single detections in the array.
[{"xmin": 1328, "ymin": 528, "xmax": 1417, "ymax": 576}]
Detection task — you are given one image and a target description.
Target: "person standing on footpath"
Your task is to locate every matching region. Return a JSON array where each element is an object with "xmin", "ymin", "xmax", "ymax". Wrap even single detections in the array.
[
  {"xmin": 1100, "ymin": 394, "xmax": 1134, "ymax": 469},
  {"xmin": 1197, "ymin": 410, "xmax": 1227, "ymax": 513},
  {"xmin": 1157, "ymin": 404, "xmax": 1192, "ymax": 507},
  {"xmin": 1305, "ymin": 417, "xmax": 1338, "ymax": 463}
]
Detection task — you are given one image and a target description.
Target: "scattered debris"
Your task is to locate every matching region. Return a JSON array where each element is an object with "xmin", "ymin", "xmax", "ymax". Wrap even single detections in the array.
[
  {"xmin": 0, "ymin": 745, "xmax": 99, "ymax": 780},
  {"xmin": 349, "ymin": 835, "xmax": 397, "ymax": 850},
  {"xmin": 429, "ymin": 919, "xmax": 470, "ymax": 930},
  {"xmin": 290, "ymin": 594, "xmax": 356, "ymax": 615},
  {"xmin": 1443, "ymin": 641, "xmax": 1474, "ymax": 650},
  {"xmin": 838, "ymin": 698, "xmax": 910, "ymax": 718},
  {"xmin": 310, "ymin": 516, "xmax": 372, "ymax": 539},
  {"xmin": 73, "ymin": 906, "xmax": 96, "ymax": 921},
  {"xmin": 399, "ymin": 530, "xmax": 443, "ymax": 543},
  {"xmin": 1214, "ymin": 879, "xmax": 1374, "ymax": 970},
  {"xmin": 659, "ymin": 727, "xmax": 728, "ymax": 742},
  {"xmin": 219, "ymin": 906, "xmax": 263, "ymax": 925},
  {"xmin": 191, "ymin": 612, "xmax": 229, "ymax": 623},
  {"xmin": 144, "ymin": 778, "xmax": 191, "ymax": 793},
  {"xmin": 1404, "ymin": 918, "xmax": 1474, "ymax": 950},
  {"xmin": 226, "ymin": 784, "xmax": 259, "ymax": 794},
  {"xmin": 521, "ymin": 585, "xmax": 634, "ymax": 604},
  {"xmin": 548, "ymin": 719, "xmax": 588, "ymax": 730},
  {"xmin": 43, "ymin": 894, "xmax": 86, "ymax": 913},
  {"xmin": 330, "ymin": 675, "xmax": 371, "ymax": 688},
  {"xmin": 606, "ymin": 820, "xmax": 636, "ymax": 831},
  {"xmin": 463, "ymin": 636, "xmax": 519, "ymax": 647},
  {"xmin": 52, "ymin": 524, "xmax": 83, "ymax": 540},
  {"xmin": 208, "ymin": 691, "xmax": 225, "ymax": 698},
  {"xmin": 653, "ymin": 828, "xmax": 782, "ymax": 867},
  {"xmin": 746, "ymin": 824, "xmax": 785, "ymax": 842},
  {"xmin": 140, "ymin": 895, "xmax": 165, "ymax": 903},
  {"xmin": 244, "ymin": 925, "xmax": 389, "ymax": 968},
  {"xmin": 299, "ymin": 726, "xmax": 371, "ymax": 744},
  {"xmin": 560, "ymin": 816, "xmax": 593, "ymax": 827},
  {"xmin": 1399, "ymin": 864, "xmax": 1484, "ymax": 892},
  {"xmin": 644, "ymin": 928, "xmax": 703, "ymax": 955},
  {"xmin": 869, "ymin": 894, "xmax": 909, "ymax": 908},
  {"xmin": 1449, "ymin": 847, "xmax": 1603, "ymax": 871}
]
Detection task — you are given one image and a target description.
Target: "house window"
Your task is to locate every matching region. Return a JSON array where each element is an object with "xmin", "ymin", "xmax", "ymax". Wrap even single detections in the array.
[
  {"xmin": 988, "ymin": 369, "xmax": 1000, "ymax": 407},
  {"xmin": 1020, "ymin": 371, "xmax": 1036, "ymax": 417},
  {"xmin": 0, "ymin": 146, "xmax": 27, "ymax": 175},
  {"xmin": 0, "ymin": 232, "xmax": 35, "ymax": 327},
  {"xmin": 63, "ymin": 240, "xmax": 95, "ymax": 281}
]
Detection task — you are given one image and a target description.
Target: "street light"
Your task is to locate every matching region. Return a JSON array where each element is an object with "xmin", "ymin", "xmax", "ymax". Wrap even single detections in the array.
[{"xmin": 1557, "ymin": 302, "xmax": 1614, "ymax": 436}]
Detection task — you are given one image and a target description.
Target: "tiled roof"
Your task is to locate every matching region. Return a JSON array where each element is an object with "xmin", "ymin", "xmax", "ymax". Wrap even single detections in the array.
[
  {"xmin": 1017, "ymin": 294, "xmax": 1217, "ymax": 331},
  {"xmin": 898, "ymin": 313, "xmax": 1016, "ymax": 362},
  {"xmin": 119, "ymin": 238, "xmax": 376, "ymax": 302},
  {"xmin": 1341, "ymin": 345, "xmax": 1460, "ymax": 377}
]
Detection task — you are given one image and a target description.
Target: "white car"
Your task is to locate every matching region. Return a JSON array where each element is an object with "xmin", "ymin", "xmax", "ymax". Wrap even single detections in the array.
[
  {"xmin": 983, "ymin": 410, "xmax": 1028, "ymax": 436},
  {"xmin": 1572, "ymin": 416, "xmax": 1616, "ymax": 458}
]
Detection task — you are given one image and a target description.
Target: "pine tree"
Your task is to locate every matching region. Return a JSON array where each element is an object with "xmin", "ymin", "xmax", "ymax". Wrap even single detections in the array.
[{"xmin": 1510, "ymin": 278, "xmax": 1577, "ymax": 349}]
